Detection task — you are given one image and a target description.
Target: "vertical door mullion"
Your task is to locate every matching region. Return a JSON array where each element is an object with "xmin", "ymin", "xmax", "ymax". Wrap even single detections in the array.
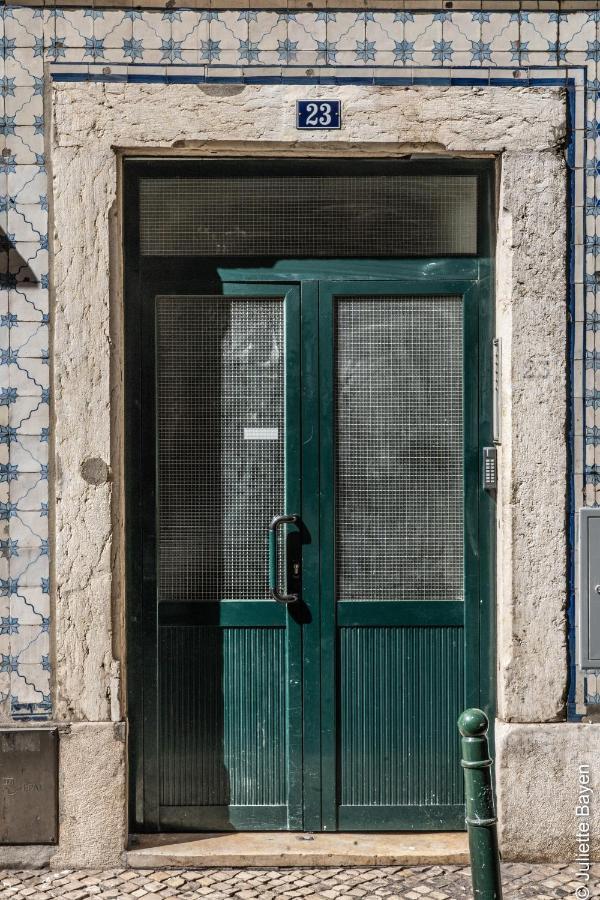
[
  {"xmin": 318, "ymin": 283, "xmax": 338, "ymax": 831},
  {"xmin": 141, "ymin": 290, "xmax": 160, "ymax": 830},
  {"xmin": 284, "ymin": 285, "xmax": 304, "ymax": 829},
  {"xmin": 300, "ymin": 281, "xmax": 322, "ymax": 831}
]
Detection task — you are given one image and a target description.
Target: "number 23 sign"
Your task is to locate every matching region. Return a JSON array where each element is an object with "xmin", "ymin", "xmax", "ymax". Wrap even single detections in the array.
[{"xmin": 296, "ymin": 100, "xmax": 342, "ymax": 130}]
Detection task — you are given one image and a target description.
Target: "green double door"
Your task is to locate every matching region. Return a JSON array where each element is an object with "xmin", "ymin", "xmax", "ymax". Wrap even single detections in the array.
[{"xmin": 150, "ymin": 267, "xmax": 491, "ymax": 833}]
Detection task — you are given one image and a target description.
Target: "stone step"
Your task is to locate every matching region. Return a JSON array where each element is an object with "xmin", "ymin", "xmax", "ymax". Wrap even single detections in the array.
[{"xmin": 127, "ymin": 832, "xmax": 469, "ymax": 868}]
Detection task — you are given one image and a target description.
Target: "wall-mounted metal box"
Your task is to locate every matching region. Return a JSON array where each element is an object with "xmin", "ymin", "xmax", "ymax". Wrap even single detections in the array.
[
  {"xmin": 578, "ymin": 509, "xmax": 600, "ymax": 669},
  {"xmin": 0, "ymin": 728, "xmax": 58, "ymax": 844}
]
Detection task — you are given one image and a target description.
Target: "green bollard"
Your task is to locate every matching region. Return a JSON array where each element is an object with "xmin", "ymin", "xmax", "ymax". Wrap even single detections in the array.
[{"xmin": 458, "ymin": 708, "xmax": 503, "ymax": 900}]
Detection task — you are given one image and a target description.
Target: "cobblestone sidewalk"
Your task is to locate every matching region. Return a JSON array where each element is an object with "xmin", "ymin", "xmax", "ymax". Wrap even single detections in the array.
[{"xmin": 0, "ymin": 865, "xmax": 598, "ymax": 900}]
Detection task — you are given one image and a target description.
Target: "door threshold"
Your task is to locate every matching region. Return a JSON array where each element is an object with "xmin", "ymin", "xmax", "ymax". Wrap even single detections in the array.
[{"xmin": 127, "ymin": 832, "xmax": 469, "ymax": 868}]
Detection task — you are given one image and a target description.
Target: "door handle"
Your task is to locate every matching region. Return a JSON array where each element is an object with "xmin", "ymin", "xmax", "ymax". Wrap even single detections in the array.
[{"xmin": 269, "ymin": 514, "xmax": 300, "ymax": 604}]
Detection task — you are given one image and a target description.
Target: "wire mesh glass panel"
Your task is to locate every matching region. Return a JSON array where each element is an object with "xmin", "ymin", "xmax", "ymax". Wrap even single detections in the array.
[
  {"xmin": 156, "ymin": 295, "xmax": 284, "ymax": 602},
  {"xmin": 140, "ymin": 176, "xmax": 477, "ymax": 257},
  {"xmin": 336, "ymin": 296, "xmax": 463, "ymax": 602}
]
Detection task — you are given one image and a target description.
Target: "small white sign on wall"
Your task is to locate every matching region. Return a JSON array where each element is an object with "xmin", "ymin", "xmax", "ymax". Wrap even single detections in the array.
[{"xmin": 244, "ymin": 427, "xmax": 279, "ymax": 440}]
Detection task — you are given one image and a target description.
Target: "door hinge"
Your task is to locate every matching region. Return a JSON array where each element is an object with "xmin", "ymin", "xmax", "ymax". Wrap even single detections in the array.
[{"xmin": 493, "ymin": 337, "xmax": 501, "ymax": 445}]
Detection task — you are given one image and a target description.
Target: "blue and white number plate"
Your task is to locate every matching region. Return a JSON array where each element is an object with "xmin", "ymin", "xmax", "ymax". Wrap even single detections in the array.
[{"xmin": 296, "ymin": 99, "xmax": 342, "ymax": 130}]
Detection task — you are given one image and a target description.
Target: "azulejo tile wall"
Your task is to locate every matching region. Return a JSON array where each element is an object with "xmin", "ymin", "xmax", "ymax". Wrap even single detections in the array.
[{"xmin": 0, "ymin": 4, "xmax": 596, "ymax": 720}]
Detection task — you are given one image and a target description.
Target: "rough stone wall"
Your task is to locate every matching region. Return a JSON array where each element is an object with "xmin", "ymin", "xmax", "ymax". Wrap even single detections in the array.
[
  {"xmin": 52, "ymin": 82, "xmax": 566, "ymax": 153},
  {"xmin": 53, "ymin": 136, "xmax": 118, "ymax": 723},
  {"xmin": 496, "ymin": 150, "xmax": 569, "ymax": 724}
]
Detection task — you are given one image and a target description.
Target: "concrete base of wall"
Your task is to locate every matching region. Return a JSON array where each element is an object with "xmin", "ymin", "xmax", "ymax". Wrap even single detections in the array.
[
  {"xmin": 496, "ymin": 720, "xmax": 600, "ymax": 861},
  {"xmin": 0, "ymin": 723, "xmax": 127, "ymax": 870},
  {"xmin": 0, "ymin": 846, "xmax": 54, "ymax": 869}
]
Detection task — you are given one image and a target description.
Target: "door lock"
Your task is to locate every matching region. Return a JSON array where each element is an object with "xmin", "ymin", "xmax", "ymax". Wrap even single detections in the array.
[{"xmin": 483, "ymin": 447, "xmax": 498, "ymax": 491}]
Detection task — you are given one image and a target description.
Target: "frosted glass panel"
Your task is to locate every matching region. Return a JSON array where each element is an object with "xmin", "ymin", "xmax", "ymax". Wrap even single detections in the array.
[
  {"xmin": 140, "ymin": 175, "xmax": 477, "ymax": 257},
  {"xmin": 156, "ymin": 295, "xmax": 284, "ymax": 601},
  {"xmin": 336, "ymin": 296, "xmax": 464, "ymax": 601}
]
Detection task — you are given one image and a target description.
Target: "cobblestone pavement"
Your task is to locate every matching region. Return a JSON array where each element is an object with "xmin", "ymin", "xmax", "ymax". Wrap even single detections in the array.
[{"xmin": 0, "ymin": 865, "xmax": 599, "ymax": 900}]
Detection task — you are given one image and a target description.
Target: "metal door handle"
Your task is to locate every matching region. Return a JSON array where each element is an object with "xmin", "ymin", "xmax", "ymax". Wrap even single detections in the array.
[{"xmin": 269, "ymin": 514, "xmax": 300, "ymax": 604}]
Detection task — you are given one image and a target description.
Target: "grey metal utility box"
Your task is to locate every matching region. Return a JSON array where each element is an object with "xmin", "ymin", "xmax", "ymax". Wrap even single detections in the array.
[{"xmin": 0, "ymin": 728, "xmax": 58, "ymax": 844}]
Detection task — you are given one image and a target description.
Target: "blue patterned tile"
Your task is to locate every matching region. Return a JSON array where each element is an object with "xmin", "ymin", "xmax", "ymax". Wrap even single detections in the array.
[
  {"xmin": 10, "ymin": 661, "xmax": 50, "ymax": 712},
  {"xmin": 326, "ymin": 14, "xmax": 365, "ymax": 51},
  {"xmin": 3, "ymin": 48, "xmax": 43, "ymax": 87},
  {"xmin": 1, "ymin": 602, "xmax": 23, "ymax": 647},
  {"xmin": 209, "ymin": 12, "xmax": 248, "ymax": 53},
  {"xmin": 4, "ymin": 8, "xmax": 41, "ymax": 51},
  {"xmin": 11, "ymin": 623, "xmax": 48, "ymax": 664},
  {"xmin": 6, "ymin": 203, "xmax": 47, "ymax": 241},
  {"xmin": 262, "ymin": 50, "xmax": 314, "ymax": 68},
  {"xmin": 11, "ymin": 586, "xmax": 48, "ymax": 625},
  {"xmin": 5, "ymin": 87, "xmax": 43, "ymax": 125},
  {"xmin": 249, "ymin": 13, "xmax": 286, "ymax": 54},
  {"xmin": 405, "ymin": 14, "xmax": 442, "ymax": 52},
  {"xmin": 520, "ymin": 13, "xmax": 558, "ymax": 54},
  {"xmin": 6, "ymin": 165, "xmax": 45, "ymax": 205},
  {"xmin": 171, "ymin": 11, "xmax": 206, "ymax": 49},
  {"xmin": 1, "ymin": 128, "xmax": 43, "ymax": 165},
  {"xmin": 8, "ymin": 472, "xmax": 46, "ymax": 510},
  {"xmin": 7, "ymin": 358, "xmax": 47, "ymax": 396},
  {"xmin": 38, "ymin": 9, "xmax": 58, "ymax": 50},
  {"xmin": 55, "ymin": 9, "xmax": 94, "ymax": 49},
  {"xmin": 10, "ymin": 544, "xmax": 50, "ymax": 598},
  {"xmin": 559, "ymin": 12, "xmax": 595, "ymax": 53},
  {"xmin": 365, "ymin": 14, "xmax": 398, "ymax": 52},
  {"xmin": 443, "ymin": 13, "xmax": 481, "ymax": 53},
  {"xmin": 0, "ymin": 670, "xmax": 10, "ymax": 708},
  {"xmin": 4, "ymin": 248, "xmax": 47, "ymax": 289},
  {"xmin": 93, "ymin": 10, "xmax": 133, "ymax": 47},
  {"xmin": 9, "ymin": 539, "xmax": 47, "ymax": 575},
  {"xmin": 8, "ymin": 286, "xmax": 48, "ymax": 323},
  {"xmin": 0, "ymin": 479, "xmax": 8, "ymax": 511},
  {"xmin": 288, "ymin": 13, "xmax": 324, "ymax": 50},
  {"xmin": 9, "ymin": 321, "xmax": 47, "ymax": 359},
  {"xmin": 10, "ymin": 433, "xmax": 48, "ymax": 473},
  {"xmin": 7, "ymin": 398, "xmax": 47, "ymax": 437},
  {"xmin": 132, "ymin": 11, "xmax": 171, "ymax": 51},
  {"xmin": 483, "ymin": 14, "xmax": 519, "ymax": 54}
]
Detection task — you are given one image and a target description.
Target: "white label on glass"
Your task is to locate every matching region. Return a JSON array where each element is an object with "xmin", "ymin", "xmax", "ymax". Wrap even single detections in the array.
[{"xmin": 244, "ymin": 427, "xmax": 279, "ymax": 440}]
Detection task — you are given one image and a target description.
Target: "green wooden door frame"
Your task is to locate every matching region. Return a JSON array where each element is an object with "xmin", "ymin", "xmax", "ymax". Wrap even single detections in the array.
[{"xmin": 223, "ymin": 262, "xmax": 495, "ymax": 832}]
